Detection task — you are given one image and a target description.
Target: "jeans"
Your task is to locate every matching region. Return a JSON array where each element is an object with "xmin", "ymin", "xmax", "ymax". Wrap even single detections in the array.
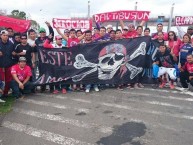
[
  {"xmin": 85, "ymin": 84, "xmax": 98, "ymax": 90},
  {"xmin": 180, "ymin": 71, "xmax": 193, "ymax": 88},
  {"xmin": 10, "ymin": 80, "xmax": 33, "ymax": 98}
]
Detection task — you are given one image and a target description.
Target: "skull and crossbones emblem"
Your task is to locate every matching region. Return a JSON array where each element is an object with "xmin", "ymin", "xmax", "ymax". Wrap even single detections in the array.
[{"xmin": 72, "ymin": 42, "xmax": 146, "ymax": 82}]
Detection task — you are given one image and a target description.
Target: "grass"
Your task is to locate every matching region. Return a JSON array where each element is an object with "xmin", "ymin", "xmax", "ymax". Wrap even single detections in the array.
[{"xmin": 0, "ymin": 96, "xmax": 15, "ymax": 114}]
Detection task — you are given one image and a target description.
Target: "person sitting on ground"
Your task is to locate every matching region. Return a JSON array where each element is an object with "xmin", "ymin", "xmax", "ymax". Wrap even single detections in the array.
[
  {"xmin": 178, "ymin": 54, "xmax": 193, "ymax": 91},
  {"xmin": 153, "ymin": 44, "xmax": 177, "ymax": 89},
  {"xmin": 10, "ymin": 57, "xmax": 33, "ymax": 99}
]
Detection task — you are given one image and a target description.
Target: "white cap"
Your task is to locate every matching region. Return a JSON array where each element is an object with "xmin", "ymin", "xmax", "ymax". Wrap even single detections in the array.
[
  {"xmin": 0, "ymin": 30, "xmax": 8, "ymax": 35},
  {"xmin": 123, "ymin": 26, "xmax": 129, "ymax": 30},
  {"xmin": 106, "ymin": 24, "xmax": 113, "ymax": 29}
]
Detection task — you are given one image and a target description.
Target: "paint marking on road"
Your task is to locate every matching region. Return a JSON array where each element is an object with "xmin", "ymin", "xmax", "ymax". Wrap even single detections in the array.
[
  {"xmin": 2, "ymin": 121, "xmax": 94, "ymax": 145},
  {"xmin": 13, "ymin": 108, "xmax": 112, "ymax": 134},
  {"xmin": 113, "ymin": 90, "xmax": 193, "ymax": 102},
  {"xmin": 91, "ymin": 93, "xmax": 192, "ymax": 110},
  {"xmin": 175, "ymin": 87, "xmax": 193, "ymax": 96},
  {"xmin": 102, "ymin": 102, "xmax": 193, "ymax": 120},
  {"xmin": 21, "ymin": 99, "xmax": 89, "ymax": 113},
  {"xmin": 71, "ymin": 98, "xmax": 92, "ymax": 103}
]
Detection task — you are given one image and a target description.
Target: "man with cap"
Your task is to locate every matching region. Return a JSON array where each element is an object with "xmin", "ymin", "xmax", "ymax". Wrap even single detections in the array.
[
  {"xmin": 43, "ymin": 34, "xmax": 67, "ymax": 94},
  {"xmin": 10, "ymin": 57, "xmax": 32, "ymax": 99},
  {"xmin": 35, "ymin": 21, "xmax": 54, "ymax": 93},
  {"xmin": 0, "ymin": 30, "xmax": 15, "ymax": 97}
]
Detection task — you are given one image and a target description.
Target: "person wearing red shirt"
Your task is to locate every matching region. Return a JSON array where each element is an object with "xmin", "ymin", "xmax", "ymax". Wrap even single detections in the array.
[
  {"xmin": 56, "ymin": 28, "xmax": 85, "ymax": 48},
  {"xmin": 179, "ymin": 54, "xmax": 193, "ymax": 91},
  {"xmin": 166, "ymin": 31, "xmax": 182, "ymax": 61},
  {"xmin": 10, "ymin": 57, "xmax": 32, "ymax": 98},
  {"xmin": 152, "ymin": 23, "xmax": 168, "ymax": 41}
]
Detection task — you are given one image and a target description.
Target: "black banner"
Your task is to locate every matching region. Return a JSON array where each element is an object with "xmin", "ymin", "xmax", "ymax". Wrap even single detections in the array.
[{"xmin": 35, "ymin": 36, "xmax": 158, "ymax": 85}]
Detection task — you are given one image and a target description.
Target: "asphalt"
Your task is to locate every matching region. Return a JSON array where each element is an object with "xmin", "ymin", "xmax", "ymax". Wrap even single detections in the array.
[{"xmin": 0, "ymin": 85, "xmax": 193, "ymax": 145}]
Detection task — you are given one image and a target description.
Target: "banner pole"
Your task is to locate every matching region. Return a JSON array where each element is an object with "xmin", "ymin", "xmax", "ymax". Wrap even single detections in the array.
[
  {"xmin": 133, "ymin": 2, "xmax": 138, "ymax": 27},
  {"xmin": 167, "ymin": 3, "xmax": 175, "ymax": 32}
]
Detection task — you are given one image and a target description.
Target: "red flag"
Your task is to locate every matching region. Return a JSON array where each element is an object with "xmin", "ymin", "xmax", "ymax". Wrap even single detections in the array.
[{"xmin": 0, "ymin": 15, "xmax": 31, "ymax": 33}]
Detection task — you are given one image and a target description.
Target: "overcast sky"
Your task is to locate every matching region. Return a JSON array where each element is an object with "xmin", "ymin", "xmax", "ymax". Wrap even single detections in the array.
[{"xmin": 1, "ymin": 0, "xmax": 193, "ymax": 29}]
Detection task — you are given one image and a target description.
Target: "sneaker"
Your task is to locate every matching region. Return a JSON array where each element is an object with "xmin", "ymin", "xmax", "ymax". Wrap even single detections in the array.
[
  {"xmin": 62, "ymin": 89, "xmax": 67, "ymax": 94},
  {"xmin": 159, "ymin": 82, "xmax": 166, "ymax": 88},
  {"xmin": 0, "ymin": 98, "xmax": 5, "ymax": 103},
  {"xmin": 170, "ymin": 83, "xmax": 175, "ymax": 89},
  {"xmin": 134, "ymin": 83, "xmax": 139, "ymax": 89},
  {"xmin": 127, "ymin": 84, "xmax": 133, "ymax": 89},
  {"xmin": 53, "ymin": 90, "xmax": 59, "ymax": 94},
  {"xmin": 85, "ymin": 88, "xmax": 90, "ymax": 93},
  {"xmin": 94, "ymin": 86, "xmax": 99, "ymax": 92},
  {"xmin": 138, "ymin": 83, "xmax": 144, "ymax": 88},
  {"xmin": 181, "ymin": 87, "xmax": 189, "ymax": 92},
  {"xmin": 117, "ymin": 86, "xmax": 123, "ymax": 91}
]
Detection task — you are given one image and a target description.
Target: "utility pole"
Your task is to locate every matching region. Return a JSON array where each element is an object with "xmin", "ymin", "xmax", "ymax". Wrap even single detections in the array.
[
  {"xmin": 88, "ymin": 1, "xmax": 90, "ymax": 19},
  {"xmin": 167, "ymin": 3, "xmax": 175, "ymax": 32},
  {"xmin": 133, "ymin": 2, "xmax": 138, "ymax": 27}
]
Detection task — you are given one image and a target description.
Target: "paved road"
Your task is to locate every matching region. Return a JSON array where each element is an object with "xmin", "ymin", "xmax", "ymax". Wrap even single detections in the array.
[{"xmin": 0, "ymin": 86, "xmax": 193, "ymax": 145}]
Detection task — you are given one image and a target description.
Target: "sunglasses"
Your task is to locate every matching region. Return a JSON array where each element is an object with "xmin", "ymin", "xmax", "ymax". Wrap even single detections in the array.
[
  {"xmin": 21, "ymin": 38, "xmax": 27, "ymax": 40},
  {"xmin": 188, "ymin": 29, "xmax": 193, "ymax": 30},
  {"xmin": 39, "ymin": 31, "xmax": 46, "ymax": 33},
  {"xmin": 169, "ymin": 34, "xmax": 174, "ymax": 36},
  {"xmin": 56, "ymin": 38, "xmax": 62, "ymax": 40}
]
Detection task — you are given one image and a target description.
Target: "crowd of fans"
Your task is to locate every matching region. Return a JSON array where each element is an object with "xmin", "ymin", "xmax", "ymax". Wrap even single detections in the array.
[{"xmin": 0, "ymin": 19, "xmax": 193, "ymax": 103}]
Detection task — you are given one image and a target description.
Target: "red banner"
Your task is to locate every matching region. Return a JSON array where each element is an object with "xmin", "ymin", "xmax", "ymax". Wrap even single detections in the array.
[
  {"xmin": 175, "ymin": 16, "xmax": 193, "ymax": 26},
  {"xmin": 52, "ymin": 18, "xmax": 92, "ymax": 30},
  {"xmin": 0, "ymin": 15, "xmax": 31, "ymax": 33},
  {"xmin": 94, "ymin": 10, "xmax": 150, "ymax": 22}
]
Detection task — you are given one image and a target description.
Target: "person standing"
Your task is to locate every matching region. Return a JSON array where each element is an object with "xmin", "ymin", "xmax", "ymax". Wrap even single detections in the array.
[
  {"xmin": 35, "ymin": 21, "xmax": 54, "ymax": 93},
  {"xmin": 0, "ymin": 30, "xmax": 15, "ymax": 97}
]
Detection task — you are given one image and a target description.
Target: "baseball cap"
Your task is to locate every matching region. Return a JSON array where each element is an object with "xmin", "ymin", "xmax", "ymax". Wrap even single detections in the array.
[
  {"xmin": 39, "ymin": 27, "xmax": 46, "ymax": 33},
  {"xmin": 55, "ymin": 35, "xmax": 62, "ymax": 40},
  {"xmin": 188, "ymin": 26, "xmax": 193, "ymax": 30},
  {"xmin": 64, "ymin": 29, "xmax": 70, "ymax": 33},
  {"xmin": 19, "ymin": 57, "xmax": 27, "ymax": 62},
  {"xmin": 0, "ymin": 30, "xmax": 8, "ymax": 35},
  {"xmin": 107, "ymin": 24, "xmax": 113, "ymax": 29},
  {"xmin": 123, "ymin": 26, "xmax": 129, "ymax": 30}
]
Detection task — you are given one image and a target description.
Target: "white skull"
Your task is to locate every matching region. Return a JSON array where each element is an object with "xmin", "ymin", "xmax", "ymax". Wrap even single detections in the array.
[{"xmin": 98, "ymin": 52, "xmax": 125, "ymax": 80}]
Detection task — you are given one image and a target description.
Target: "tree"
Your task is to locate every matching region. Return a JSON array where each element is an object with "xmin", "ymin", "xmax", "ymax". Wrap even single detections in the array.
[
  {"xmin": 8, "ymin": 9, "xmax": 40, "ymax": 31},
  {"xmin": 10, "ymin": 10, "xmax": 26, "ymax": 19}
]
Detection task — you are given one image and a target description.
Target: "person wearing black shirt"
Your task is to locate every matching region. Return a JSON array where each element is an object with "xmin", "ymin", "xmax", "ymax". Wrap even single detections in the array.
[
  {"xmin": 12, "ymin": 34, "xmax": 35, "ymax": 68},
  {"xmin": 153, "ymin": 44, "xmax": 177, "ymax": 89}
]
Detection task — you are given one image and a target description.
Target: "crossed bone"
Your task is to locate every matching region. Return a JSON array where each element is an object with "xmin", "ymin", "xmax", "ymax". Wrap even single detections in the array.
[{"xmin": 72, "ymin": 42, "xmax": 146, "ymax": 82}]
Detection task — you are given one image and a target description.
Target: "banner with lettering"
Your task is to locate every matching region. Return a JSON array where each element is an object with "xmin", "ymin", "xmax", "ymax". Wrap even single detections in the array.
[
  {"xmin": 52, "ymin": 18, "xmax": 92, "ymax": 30},
  {"xmin": 35, "ymin": 36, "xmax": 158, "ymax": 85},
  {"xmin": 94, "ymin": 10, "xmax": 150, "ymax": 23},
  {"xmin": 175, "ymin": 16, "xmax": 193, "ymax": 26}
]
